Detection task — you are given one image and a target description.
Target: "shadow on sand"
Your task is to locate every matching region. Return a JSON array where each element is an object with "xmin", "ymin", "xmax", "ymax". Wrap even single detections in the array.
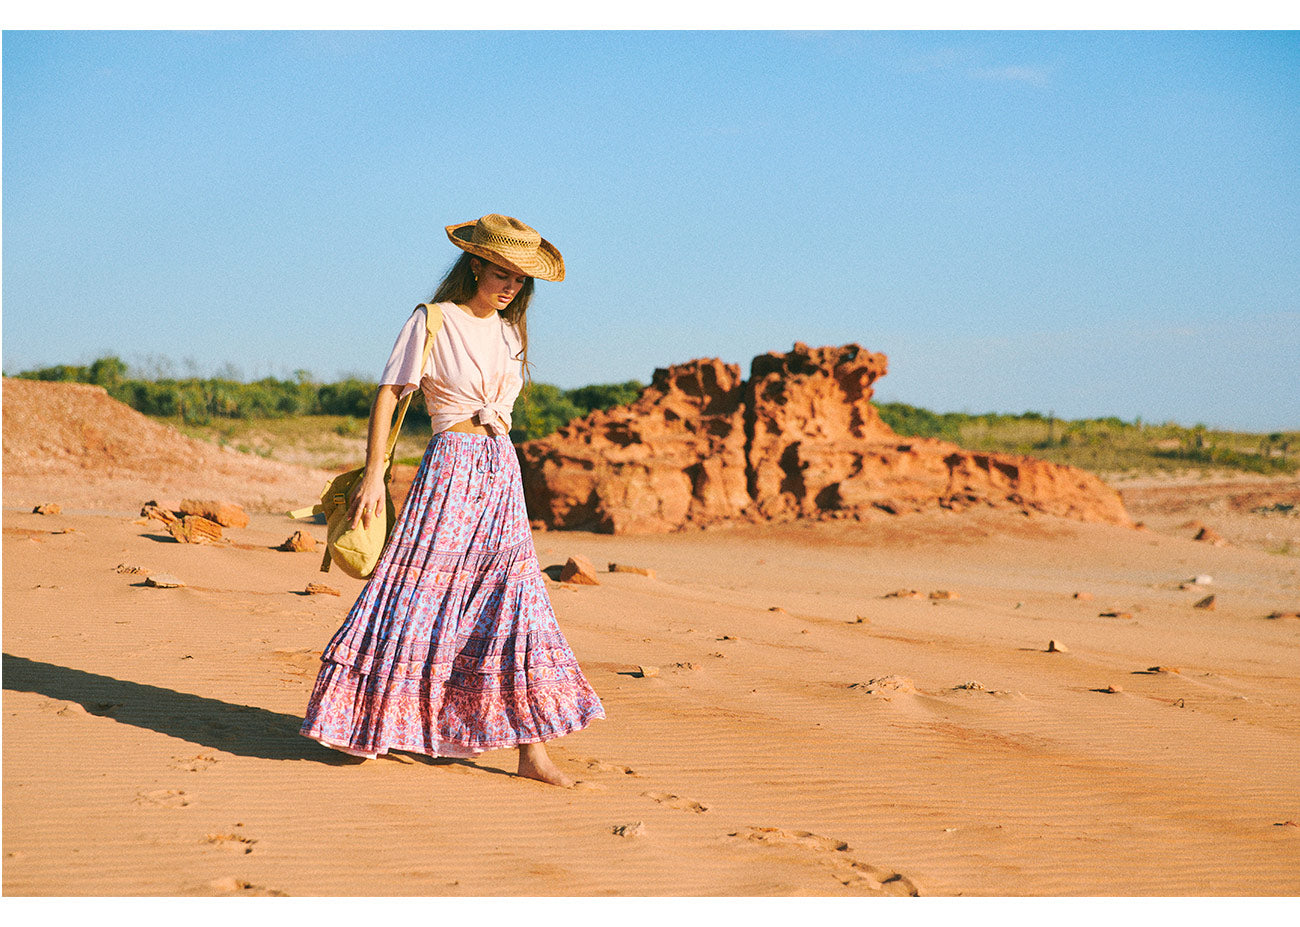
[{"xmin": 3, "ymin": 652, "xmax": 356, "ymax": 764}]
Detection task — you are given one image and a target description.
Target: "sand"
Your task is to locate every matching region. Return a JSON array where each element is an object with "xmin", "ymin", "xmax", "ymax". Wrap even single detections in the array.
[
  {"xmin": 4, "ymin": 490, "xmax": 1300, "ymax": 896},
  {"xmin": 4, "ymin": 381, "xmax": 1299, "ymax": 895}
]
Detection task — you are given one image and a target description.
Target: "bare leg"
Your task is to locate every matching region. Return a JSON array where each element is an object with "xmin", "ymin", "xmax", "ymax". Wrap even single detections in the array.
[{"xmin": 517, "ymin": 741, "xmax": 574, "ymax": 787}]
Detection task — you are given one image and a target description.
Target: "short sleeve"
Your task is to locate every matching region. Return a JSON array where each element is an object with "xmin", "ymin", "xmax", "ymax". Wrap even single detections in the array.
[
  {"xmin": 379, "ymin": 307, "xmax": 430, "ymax": 400},
  {"xmin": 504, "ymin": 320, "xmax": 524, "ymax": 367}
]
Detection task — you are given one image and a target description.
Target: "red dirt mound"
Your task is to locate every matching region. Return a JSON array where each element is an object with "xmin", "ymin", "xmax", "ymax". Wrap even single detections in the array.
[{"xmin": 2, "ymin": 378, "xmax": 331, "ymax": 514}]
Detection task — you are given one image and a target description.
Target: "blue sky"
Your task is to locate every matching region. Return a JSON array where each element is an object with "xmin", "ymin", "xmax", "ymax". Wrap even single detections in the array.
[{"xmin": 3, "ymin": 29, "xmax": 1297, "ymax": 430}]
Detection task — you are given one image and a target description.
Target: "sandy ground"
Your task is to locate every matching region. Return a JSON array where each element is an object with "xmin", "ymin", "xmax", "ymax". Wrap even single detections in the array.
[
  {"xmin": 4, "ymin": 484, "xmax": 1299, "ymax": 896},
  {"xmin": 1113, "ymin": 471, "xmax": 1300, "ymax": 557},
  {"xmin": 4, "ymin": 381, "xmax": 1299, "ymax": 896}
]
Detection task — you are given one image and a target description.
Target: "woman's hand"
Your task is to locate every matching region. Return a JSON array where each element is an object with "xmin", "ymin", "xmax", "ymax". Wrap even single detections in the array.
[
  {"xmin": 347, "ymin": 469, "xmax": 388, "ymax": 530},
  {"xmin": 346, "ymin": 384, "xmax": 403, "ymax": 531}
]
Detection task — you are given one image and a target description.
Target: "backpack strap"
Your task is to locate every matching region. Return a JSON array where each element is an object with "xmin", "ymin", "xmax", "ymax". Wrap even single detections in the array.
[
  {"xmin": 285, "ymin": 304, "xmax": 445, "ymax": 525},
  {"xmin": 381, "ymin": 303, "xmax": 445, "ymax": 464}
]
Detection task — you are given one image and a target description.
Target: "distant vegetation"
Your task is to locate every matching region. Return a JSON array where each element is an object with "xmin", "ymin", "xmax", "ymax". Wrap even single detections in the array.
[
  {"xmin": 9, "ymin": 354, "xmax": 644, "ymax": 444},
  {"xmin": 10, "ymin": 355, "xmax": 1296, "ymax": 475},
  {"xmin": 875, "ymin": 402, "xmax": 1297, "ymax": 477}
]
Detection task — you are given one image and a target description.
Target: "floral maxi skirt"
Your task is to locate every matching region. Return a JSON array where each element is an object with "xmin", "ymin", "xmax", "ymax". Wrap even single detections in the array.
[{"xmin": 300, "ymin": 430, "xmax": 605, "ymax": 758}]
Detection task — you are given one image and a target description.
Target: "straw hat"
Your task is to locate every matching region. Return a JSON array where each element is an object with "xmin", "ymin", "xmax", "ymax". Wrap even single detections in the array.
[{"xmin": 445, "ymin": 214, "xmax": 565, "ymax": 282}]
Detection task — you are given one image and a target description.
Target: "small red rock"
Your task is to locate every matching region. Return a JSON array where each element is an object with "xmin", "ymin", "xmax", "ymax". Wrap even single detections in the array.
[
  {"xmin": 559, "ymin": 555, "xmax": 600, "ymax": 585},
  {"xmin": 883, "ymin": 589, "xmax": 922, "ymax": 599},
  {"xmin": 179, "ymin": 499, "xmax": 249, "ymax": 528},
  {"xmin": 1193, "ymin": 524, "xmax": 1223, "ymax": 543},
  {"xmin": 608, "ymin": 562, "xmax": 655, "ymax": 578},
  {"xmin": 167, "ymin": 515, "xmax": 222, "ymax": 544},
  {"xmin": 278, "ymin": 531, "xmax": 318, "ymax": 552},
  {"xmin": 141, "ymin": 502, "xmax": 179, "ymax": 525}
]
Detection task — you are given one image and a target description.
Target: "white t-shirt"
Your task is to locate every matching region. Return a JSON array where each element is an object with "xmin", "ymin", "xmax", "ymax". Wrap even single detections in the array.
[{"xmin": 379, "ymin": 302, "xmax": 525, "ymax": 436}]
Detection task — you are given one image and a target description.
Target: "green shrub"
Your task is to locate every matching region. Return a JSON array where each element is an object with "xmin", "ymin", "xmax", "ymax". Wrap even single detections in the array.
[{"xmin": 316, "ymin": 379, "xmax": 377, "ymax": 418}]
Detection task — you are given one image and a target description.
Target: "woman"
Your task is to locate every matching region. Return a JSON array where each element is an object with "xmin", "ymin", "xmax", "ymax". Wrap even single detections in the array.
[{"xmin": 300, "ymin": 214, "xmax": 605, "ymax": 787}]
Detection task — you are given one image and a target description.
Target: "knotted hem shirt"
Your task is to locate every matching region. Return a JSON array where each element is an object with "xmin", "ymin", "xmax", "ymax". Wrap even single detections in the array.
[{"xmin": 379, "ymin": 301, "xmax": 524, "ymax": 437}]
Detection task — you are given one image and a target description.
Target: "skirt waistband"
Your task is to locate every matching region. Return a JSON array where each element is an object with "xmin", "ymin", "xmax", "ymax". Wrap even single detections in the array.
[{"xmin": 431, "ymin": 428, "xmax": 512, "ymax": 472}]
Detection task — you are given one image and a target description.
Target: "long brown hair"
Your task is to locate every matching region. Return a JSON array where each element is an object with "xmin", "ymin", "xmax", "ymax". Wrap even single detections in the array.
[{"xmin": 429, "ymin": 252, "xmax": 537, "ymax": 426}]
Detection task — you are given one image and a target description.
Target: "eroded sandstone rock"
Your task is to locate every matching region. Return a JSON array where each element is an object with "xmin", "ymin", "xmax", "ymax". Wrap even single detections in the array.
[
  {"xmin": 520, "ymin": 358, "xmax": 749, "ymax": 533},
  {"xmin": 518, "ymin": 342, "xmax": 1132, "ymax": 533}
]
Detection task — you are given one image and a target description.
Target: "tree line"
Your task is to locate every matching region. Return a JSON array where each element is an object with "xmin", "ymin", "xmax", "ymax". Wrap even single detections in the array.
[
  {"xmin": 10, "ymin": 356, "xmax": 1295, "ymax": 473},
  {"xmin": 10, "ymin": 355, "xmax": 645, "ymax": 444}
]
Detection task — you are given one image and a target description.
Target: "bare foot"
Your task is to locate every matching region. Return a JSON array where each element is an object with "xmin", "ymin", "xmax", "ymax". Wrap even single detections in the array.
[{"xmin": 517, "ymin": 742, "xmax": 575, "ymax": 787}]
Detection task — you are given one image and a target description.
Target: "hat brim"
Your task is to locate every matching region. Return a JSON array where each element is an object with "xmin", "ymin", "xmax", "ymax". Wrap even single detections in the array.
[{"xmin": 445, "ymin": 221, "xmax": 566, "ymax": 282}]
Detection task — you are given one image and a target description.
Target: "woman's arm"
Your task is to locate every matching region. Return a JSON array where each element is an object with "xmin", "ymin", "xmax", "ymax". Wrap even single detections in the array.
[{"xmin": 346, "ymin": 383, "xmax": 403, "ymax": 529}]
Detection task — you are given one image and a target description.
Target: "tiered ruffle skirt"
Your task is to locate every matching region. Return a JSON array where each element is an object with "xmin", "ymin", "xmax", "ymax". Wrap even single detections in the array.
[{"xmin": 300, "ymin": 430, "xmax": 605, "ymax": 758}]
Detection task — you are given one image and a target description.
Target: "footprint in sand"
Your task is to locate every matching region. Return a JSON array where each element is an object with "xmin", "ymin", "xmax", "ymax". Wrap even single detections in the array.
[
  {"xmin": 135, "ymin": 789, "xmax": 190, "ymax": 808},
  {"xmin": 272, "ymin": 648, "xmax": 322, "ymax": 676},
  {"xmin": 727, "ymin": 826, "xmax": 919, "ymax": 895},
  {"xmin": 576, "ymin": 757, "xmax": 641, "ymax": 777},
  {"xmin": 730, "ymin": 826, "xmax": 848, "ymax": 852},
  {"xmin": 204, "ymin": 832, "xmax": 257, "ymax": 854},
  {"xmin": 643, "ymin": 791, "xmax": 709, "ymax": 813},
  {"xmin": 41, "ymin": 698, "xmax": 101, "ymax": 718},
  {"xmin": 202, "ymin": 876, "xmax": 286, "ymax": 896},
  {"xmin": 171, "ymin": 754, "xmax": 219, "ymax": 773},
  {"xmin": 839, "ymin": 859, "xmax": 920, "ymax": 894}
]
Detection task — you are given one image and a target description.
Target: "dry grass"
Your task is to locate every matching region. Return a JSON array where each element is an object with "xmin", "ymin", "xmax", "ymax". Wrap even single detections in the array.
[{"xmin": 166, "ymin": 414, "xmax": 431, "ymax": 471}]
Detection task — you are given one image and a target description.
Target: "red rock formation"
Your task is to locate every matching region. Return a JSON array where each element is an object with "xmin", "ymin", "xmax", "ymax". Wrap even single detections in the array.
[
  {"xmin": 746, "ymin": 343, "xmax": 895, "ymax": 519},
  {"xmin": 519, "ymin": 358, "xmax": 750, "ymax": 533},
  {"xmin": 518, "ymin": 342, "xmax": 1131, "ymax": 532}
]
